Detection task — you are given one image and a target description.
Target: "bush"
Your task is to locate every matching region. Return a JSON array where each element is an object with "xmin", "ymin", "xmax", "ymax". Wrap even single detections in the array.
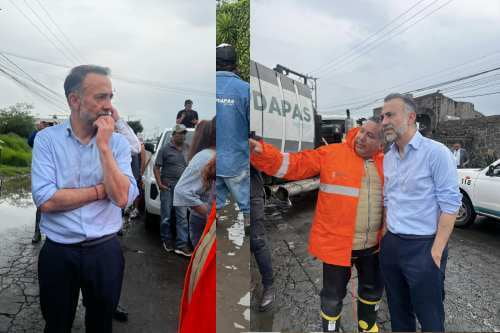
[
  {"xmin": 0, "ymin": 133, "xmax": 31, "ymax": 152},
  {"xmin": 0, "ymin": 147, "xmax": 31, "ymax": 167},
  {"xmin": 0, "ymin": 103, "xmax": 36, "ymax": 138},
  {"xmin": 0, "ymin": 133, "xmax": 32, "ymax": 167}
]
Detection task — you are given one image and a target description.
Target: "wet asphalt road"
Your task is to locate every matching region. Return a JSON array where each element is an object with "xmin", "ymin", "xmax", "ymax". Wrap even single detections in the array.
[
  {"xmin": 216, "ymin": 203, "xmax": 250, "ymax": 332},
  {"xmin": 0, "ymin": 176, "xmax": 188, "ymax": 332},
  {"xmin": 250, "ymin": 191, "xmax": 500, "ymax": 332}
]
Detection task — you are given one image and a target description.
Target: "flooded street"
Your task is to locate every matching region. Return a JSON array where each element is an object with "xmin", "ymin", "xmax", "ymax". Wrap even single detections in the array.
[
  {"xmin": 251, "ymin": 190, "xmax": 500, "ymax": 332},
  {"xmin": 216, "ymin": 203, "xmax": 250, "ymax": 332},
  {"xmin": 0, "ymin": 175, "xmax": 187, "ymax": 332}
]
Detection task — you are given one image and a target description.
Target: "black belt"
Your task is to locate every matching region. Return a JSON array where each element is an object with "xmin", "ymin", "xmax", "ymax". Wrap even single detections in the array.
[{"xmin": 47, "ymin": 233, "xmax": 116, "ymax": 248}]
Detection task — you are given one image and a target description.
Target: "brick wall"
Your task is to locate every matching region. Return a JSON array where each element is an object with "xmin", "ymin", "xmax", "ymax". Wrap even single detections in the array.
[{"xmin": 433, "ymin": 115, "xmax": 500, "ymax": 167}]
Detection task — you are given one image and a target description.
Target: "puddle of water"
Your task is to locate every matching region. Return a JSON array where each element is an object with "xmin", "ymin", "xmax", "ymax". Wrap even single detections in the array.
[
  {"xmin": 0, "ymin": 175, "xmax": 36, "ymax": 232},
  {"xmin": 233, "ymin": 322, "xmax": 244, "ymax": 329},
  {"xmin": 243, "ymin": 308, "xmax": 250, "ymax": 321},
  {"xmin": 227, "ymin": 218, "xmax": 244, "ymax": 248},
  {"xmin": 238, "ymin": 292, "xmax": 250, "ymax": 306}
]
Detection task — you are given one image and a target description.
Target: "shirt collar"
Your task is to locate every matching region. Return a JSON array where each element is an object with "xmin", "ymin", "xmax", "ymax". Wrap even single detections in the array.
[
  {"xmin": 64, "ymin": 119, "xmax": 96, "ymax": 145},
  {"xmin": 407, "ymin": 130, "xmax": 423, "ymax": 150},
  {"xmin": 389, "ymin": 130, "xmax": 422, "ymax": 155}
]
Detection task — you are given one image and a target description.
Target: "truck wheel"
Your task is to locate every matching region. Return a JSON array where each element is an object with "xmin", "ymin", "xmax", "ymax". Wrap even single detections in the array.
[{"xmin": 455, "ymin": 195, "xmax": 476, "ymax": 228}]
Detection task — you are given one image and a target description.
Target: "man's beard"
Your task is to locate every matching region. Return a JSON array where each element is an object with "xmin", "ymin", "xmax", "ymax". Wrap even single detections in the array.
[{"xmin": 383, "ymin": 123, "xmax": 408, "ymax": 143}]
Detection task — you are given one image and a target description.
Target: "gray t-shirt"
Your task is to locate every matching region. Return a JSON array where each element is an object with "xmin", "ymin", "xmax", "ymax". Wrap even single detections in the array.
[
  {"xmin": 155, "ymin": 141, "xmax": 189, "ymax": 185},
  {"xmin": 173, "ymin": 148, "xmax": 215, "ymax": 218}
]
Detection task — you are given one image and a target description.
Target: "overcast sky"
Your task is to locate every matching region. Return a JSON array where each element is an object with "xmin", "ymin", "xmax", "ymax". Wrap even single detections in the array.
[
  {"xmin": 0, "ymin": 0, "xmax": 215, "ymax": 138},
  {"xmin": 251, "ymin": 0, "xmax": 500, "ymax": 119}
]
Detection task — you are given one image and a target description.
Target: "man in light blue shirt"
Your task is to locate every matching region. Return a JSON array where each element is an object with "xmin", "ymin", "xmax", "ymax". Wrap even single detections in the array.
[
  {"xmin": 31, "ymin": 65, "xmax": 138, "ymax": 332},
  {"xmin": 379, "ymin": 93, "xmax": 461, "ymax": 332}
]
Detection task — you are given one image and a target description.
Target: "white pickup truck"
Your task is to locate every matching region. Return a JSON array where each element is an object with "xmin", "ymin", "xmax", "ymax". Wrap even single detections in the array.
[{"xmin": 455, "ymin": 159, "xmax": 500, "ymax": 227}]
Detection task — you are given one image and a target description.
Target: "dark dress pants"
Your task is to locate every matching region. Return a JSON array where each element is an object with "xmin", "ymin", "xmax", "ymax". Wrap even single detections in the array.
[
  {"xmin": 38, "ymin": 236, "xmax": 124, "ymax": 333},
  {"xmin": 380, "ymin": 231, "xmax": 448, "ymax": 332}
]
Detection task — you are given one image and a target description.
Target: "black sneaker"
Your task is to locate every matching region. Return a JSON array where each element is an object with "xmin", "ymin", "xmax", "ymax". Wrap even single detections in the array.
[
  {"xmin": 259, "ymin": 286, "xmax": 275, "ymax": 312},
  {"xmin": 162, "ymin": 240, "xmax": 174, "ymax": 252},
  {"xmin": 174, "ymin": 246, "xmax": 193, "ymax": 257}
]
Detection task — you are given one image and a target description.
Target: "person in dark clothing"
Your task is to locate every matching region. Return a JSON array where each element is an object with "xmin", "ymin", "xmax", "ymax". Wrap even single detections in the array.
[
  {"xmin": 28, "ymin": 121, "xmax": 48, "ymax": 243},
  {"xmin": 250, "ymin": 166, "xmax": 275, "ymax": 311},
  {"xmin": 176, "ymin": 99, "xmax": 199, "ymax": 128}
]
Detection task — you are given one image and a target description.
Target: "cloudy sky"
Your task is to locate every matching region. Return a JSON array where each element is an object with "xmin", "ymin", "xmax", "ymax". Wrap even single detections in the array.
[
  {"xmin": 251, "ymin": 0, "xmax": 500, "ymax": 119},
  {"xmin": 0, "ymin": 0, "xmax": 215, "ymax": 138}
]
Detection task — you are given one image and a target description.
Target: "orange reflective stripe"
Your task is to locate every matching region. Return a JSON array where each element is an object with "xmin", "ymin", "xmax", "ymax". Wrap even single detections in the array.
[
  {"xmin": 319, "ymin": 183, "xmax": 359, "ymax": 197},
  {"xmin": 273, "ymin": 153, "xmax": 290, "ymax": 178}
]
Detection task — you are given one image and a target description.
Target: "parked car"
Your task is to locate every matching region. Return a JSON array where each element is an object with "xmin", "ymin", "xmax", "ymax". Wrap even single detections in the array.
[
  {"xmin": 455, "ymin": 159, "xmax": 500, "ymax": 227},
  {"xmin": 143, "ymin": 127, "xmax": 195, "ymax": 227}
]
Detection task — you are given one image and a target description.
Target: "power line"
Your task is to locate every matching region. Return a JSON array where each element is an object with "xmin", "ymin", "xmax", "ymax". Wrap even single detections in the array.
[
  {"xmin": 451, "ymin": 91, "xmax": 500, "ymax": 98},
  {"xmin": 32, "ymin": 0, "xmax": 87, "ymax": 63},
  {"xmin": 0, "ymin": 50, "xmax": 71, "ymax": 68},
  {"xmin": 406, "ymin": 66, "xmax": 500, "ymax": 94},
  {"xmin": 318, "ymin": 0, "xmax": 454, "ymax": 80},
  {"xmin": 309, "ymin": 0, "xmax": 430, "ymax": 75},
  {"xmin": 0, "ymin": 52, "xmax": 64, "ymax": 100},
  {"xmin": 320, "ymin": 49, "xmax": 500, "ymax": 109},
  {"xmin": 0, "ymin": 64, "xmax": 67, "ymax": 112},
  {"xmin": 320, "ymin": 65, "xmax": 500, "ymax": 114},
  {"xmin": 0, "ymin": 49, "xmax": 214, "ymax": 98},
  {"xmin": 7, "ymin": 0, "xmax": 77, "ymax": 65},
  {"xmin": 0, "ymin": 50, "xmax": 213, "ymax": 97},
  {"xmin": 23, "ymin": 0, "xmax": 83, "ymax": 64},
  {"xmin": 315, "ymin": 0, "xmax": 453, "ymax": 78}
]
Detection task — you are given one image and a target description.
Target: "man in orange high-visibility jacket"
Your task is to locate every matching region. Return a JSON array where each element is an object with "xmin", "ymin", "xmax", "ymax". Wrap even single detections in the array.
[{"xmin": 250, "ymin": 118, "xmax": 385, "ymax": 333}]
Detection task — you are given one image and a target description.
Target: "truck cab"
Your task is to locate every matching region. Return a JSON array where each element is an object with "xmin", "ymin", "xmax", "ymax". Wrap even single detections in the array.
[{"xmin": 455, "ymin": 159, "xmax": 500, "ymax": 227}]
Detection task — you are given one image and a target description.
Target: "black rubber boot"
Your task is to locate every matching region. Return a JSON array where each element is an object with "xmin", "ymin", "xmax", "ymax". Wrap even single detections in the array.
[
  {"xmin": 357, "ymin": 298, "xmax": 380, "ymax": 332},
  {"xmin": 321, "ymin": 312, "xmax": 341, "ymax": 332}
]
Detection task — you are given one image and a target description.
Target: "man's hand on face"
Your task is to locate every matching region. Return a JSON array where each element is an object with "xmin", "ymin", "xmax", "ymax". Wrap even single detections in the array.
[
  {"xmin": 94, "ymin": 115, "xmax": 115, "ymax": 150},
  {"xmin": 249, "ymin": 138, "xmax": 263, "ymax": 153},
  {"xmin": 110, "ymin": 106, "xmax": 120, "ymax": 122}
]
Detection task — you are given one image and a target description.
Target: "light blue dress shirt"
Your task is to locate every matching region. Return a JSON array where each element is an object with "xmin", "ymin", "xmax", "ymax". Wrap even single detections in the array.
[
  {"xmin": 31, "ymin": 120, "xmax": 138, "ymax": 244},
  {"xmin": 384, "ymin": 131, "xmax": 462, "ymax": 235}
]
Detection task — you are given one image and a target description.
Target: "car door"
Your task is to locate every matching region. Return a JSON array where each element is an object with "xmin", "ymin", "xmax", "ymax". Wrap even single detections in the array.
[{"xmin": 473, "ymin": 161, "xmax": 500, "ymax": 218}]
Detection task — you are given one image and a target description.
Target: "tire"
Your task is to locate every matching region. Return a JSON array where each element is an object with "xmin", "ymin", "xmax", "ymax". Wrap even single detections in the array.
[{"xmin": 455, "ymin": 194, "xmax": 476, "ymax": 228}]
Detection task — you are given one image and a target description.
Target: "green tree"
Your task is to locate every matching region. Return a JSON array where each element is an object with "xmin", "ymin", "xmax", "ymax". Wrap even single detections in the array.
[
  {"xmin": 216, "ymin": 0, "xmax": 250, "ymax": 81},
  {"xmin": 127, "ymin": 120, "xmax": 144, "ymax": 134},
  {"xmin": 0, "ymin": 103, "xmax": 36, "ymax": 138}
]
